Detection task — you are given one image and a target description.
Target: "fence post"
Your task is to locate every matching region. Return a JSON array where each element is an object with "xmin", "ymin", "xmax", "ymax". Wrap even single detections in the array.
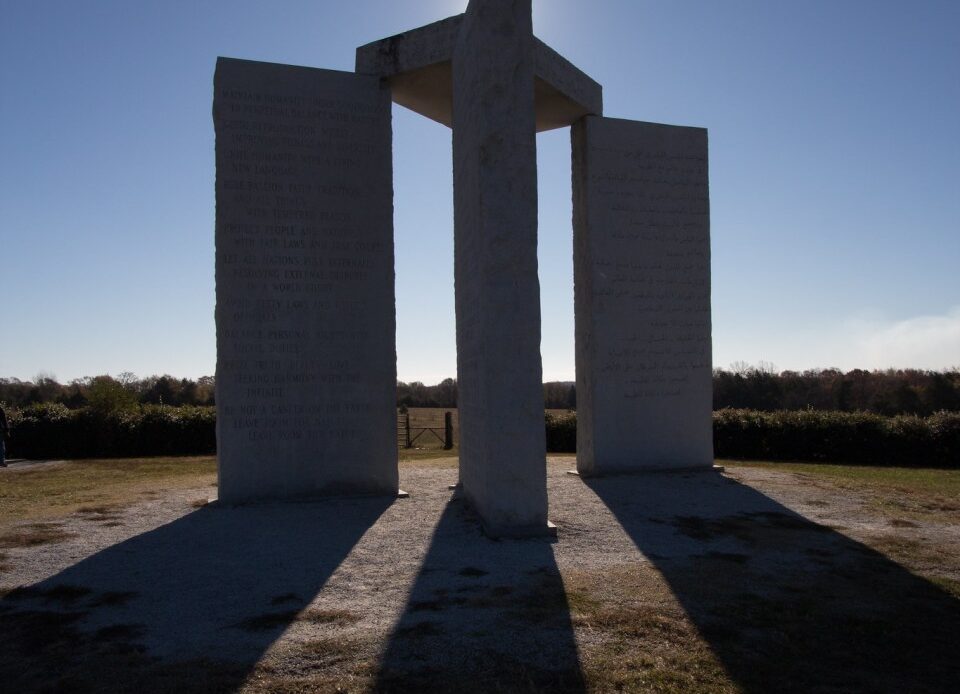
[
  {"xmin": 405, "ymin": 413, "xmax": 412, "ymax": 449},
  {"xmin": 444, "ymin": 411, "xmax": 453, "ymax": 450}
]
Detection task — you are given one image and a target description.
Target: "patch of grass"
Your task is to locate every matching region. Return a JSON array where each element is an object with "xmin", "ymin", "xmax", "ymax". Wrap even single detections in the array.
[
  {"xmin": 299, "ymin": 636, "xmax": 360, "ymax": 666},
  {"xmin": 89, "ymin": 591, "xmax": 140, "ymax": 607},
  {"xmin": 864, "ymin": 534, "xmax": 952, "ymax": 569},
  {"xmin": 0, "ymin": 456, "xmax": 216, "ymax": 531},
  {"xmin": 727, "ymin": 459, "xmax": 960, "ymax": 493},
  {"xmin": 410, "ymin": 599, "xmax": 450, "ymax": 612},
  {"xmin": 93, "ymin": 623, "xmax": 146, "ymax": 642},
  {"xmin": 564, "ymin": 567, "xmax": 733, "ymax": 693},
  {"xmin": 76, "ymin": 504, "xmax": 123, "ymax": 515},
  {"xmin": 889, "ymin": 518, "xmax": 918, "ymax": 527},
  {"xmin": 728, "ymin": 460, "xmax": 960, "ymax": 522},
  {"xmin": 0, "ymin": 523, "xmax": 74, "ymax": 548},
  {"xmin": 398, "ymin": 448, "xmax": 458, "ymax": 466},
  {"xmin": 706, "ymin": 551, "xmax": 750, "ymax": 564},
  {"xmin": 394, "ymin": 619, "xmax": 443, "ymax": 638},
  {"xmin": 42, "ymin": 584, "xmax": 94, "ymax": 603},
  {"xmin": 270, "ymin": 592, "xmax": 300, "ymax": 606},
  {"xmin": 458, "ymin": 566, "xmax": 488, "ymax": 578},
  {"xmin": 6, "ymin": 583, "xmax": 93, "ymax": 605},
  {"xmin": 0, "ymin": 604, "xmax": 254, "ymax": 694},
  {"xmin": 233, "ymin": 610, "xmax": 299, "ymax": 632},
  {"xmin": 300, "ymin": 608, "xmax": 360, "ymax": 626},
  {"xmin": 929, "ymin": 575, "xmax": 960, "ymax": 599},
  {"xmin": 234, "ymin": 607, "xmax": 359, "ymax": 632},
  {"xmin": 673, "ymin": 511, "xmax": 828, "ymax": 545}
]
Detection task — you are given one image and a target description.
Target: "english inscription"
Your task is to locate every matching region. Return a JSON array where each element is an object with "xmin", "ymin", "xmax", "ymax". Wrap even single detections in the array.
[
  {"xmin": 574, "ymin": 116, "xmax": 713, "ymax": 474},
  {"xmin": 214, "ymin": 58, "xmax": 397, "ymax": 501}
]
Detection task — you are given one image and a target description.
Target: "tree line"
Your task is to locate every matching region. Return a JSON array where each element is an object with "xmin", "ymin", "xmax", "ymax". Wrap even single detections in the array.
[
  {"xmin": 713, "ymin": 364, "xmax": 960, "ymax": 415},
  {"xmin": 0, "ymin": 374, "xmax": 215, "ymax": 411},
  {"xmin": 3, "ymin": 365, "xmax": 959, "ymax": 415}
]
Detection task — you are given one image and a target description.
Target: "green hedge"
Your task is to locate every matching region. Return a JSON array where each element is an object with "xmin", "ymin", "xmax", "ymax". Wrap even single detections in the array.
[
  {"xmin": 545, "ymin": 408, "xmax": 959, "ymax": 467},
  {"xmin": 6, "ymin": 404, "xmax": 959, "ymax": 468},
  {"xmin": 7, "ymin": 403, "xmax": 216, "ymax": 459},
  {"xmin": 545, "ymin": 411, "xmax": 577, "ymax": 453},
  {"xmin": 711, "ymin": 408, "xmax": 960, "ymax": 467}
]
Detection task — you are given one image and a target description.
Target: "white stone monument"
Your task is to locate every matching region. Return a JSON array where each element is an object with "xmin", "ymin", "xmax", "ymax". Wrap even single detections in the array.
[
  {"xmin": 573, "ymin": 117, "xmax": 713, "ymax": 475},
  {"xmin": 214, "ymin": 0, "xmax": 713, "ymax": 530},
  {"xmin": 214, "ymin": 59, "xmax": 398, "ymax": 502}
]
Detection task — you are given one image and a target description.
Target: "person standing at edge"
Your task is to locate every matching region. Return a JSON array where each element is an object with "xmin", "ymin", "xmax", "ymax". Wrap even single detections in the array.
[{"xmin": 0, "ymin": 404, "xmax": 9, "ymax": 467}]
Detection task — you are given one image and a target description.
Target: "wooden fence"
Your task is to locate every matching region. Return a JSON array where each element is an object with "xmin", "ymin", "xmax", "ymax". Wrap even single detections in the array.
[{"xmin": 397, "ymin": 410, "xmax": 455, "ymax": 449}]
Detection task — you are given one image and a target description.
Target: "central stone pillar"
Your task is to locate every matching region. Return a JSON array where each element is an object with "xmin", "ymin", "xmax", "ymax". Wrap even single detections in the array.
[{"xmin": 452, "ymin": 0, "xmax": 549, "ymax": 537}]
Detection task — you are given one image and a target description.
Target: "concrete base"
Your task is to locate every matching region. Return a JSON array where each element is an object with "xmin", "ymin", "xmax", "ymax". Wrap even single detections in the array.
[
  {"xmin": 398, "ymin": 489, "xmax": 410, "ymax": 499},
  {"xmin": 566, "ymin": 470, "xmax": 580, "ymax": 476},
  {"xmin": 481, "ymin": 519, "xmax": 557, "ymax": 540},
  {"xmin": 448, "ymin": 482, "xmax": 463, "ymax": 491}
]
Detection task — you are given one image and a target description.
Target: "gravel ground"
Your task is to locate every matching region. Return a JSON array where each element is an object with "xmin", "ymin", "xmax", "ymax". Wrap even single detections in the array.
[{"xmin": 1, "ymin": 458, "xmax": 958, "ymax": 692}]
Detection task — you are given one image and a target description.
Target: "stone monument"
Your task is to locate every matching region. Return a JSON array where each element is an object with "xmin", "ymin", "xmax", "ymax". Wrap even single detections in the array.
[
  {"xmin": 573, "ymin": 117, "xmax": 713, "ymax": 475},
  {"xmin": 213, "ymin": 60, "xmax": 397, "ymax": 502},
  {"xmin": 214, "ymin": 0, "xmax": 712, "ymax": 533}
]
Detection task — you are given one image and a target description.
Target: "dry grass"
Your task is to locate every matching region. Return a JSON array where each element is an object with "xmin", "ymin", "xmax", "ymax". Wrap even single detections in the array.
[
  {"xmin": 398, "ymin": 448, "xmax": 459, "ymax": 465},
  {"xmin": 0, "ymin": 522, "xmax": 74, "ymax": 549},
  {"xmin": 563, "ymin": 567, "xmax": 734, "ymax": 694},
  {"xmin": 0, "ymin": 452, "xmax": 457, "ymax": 531},
  {"xmin": 235, "ymin": 608, "xmax": 360, "ymax": 632},
  {"xmin": 0, "ymin": 457, "xmax": 217, "ymax": 531},
  {"xmin": 727, "ymin": 460, "xmax": 960, "ymax": 523}
]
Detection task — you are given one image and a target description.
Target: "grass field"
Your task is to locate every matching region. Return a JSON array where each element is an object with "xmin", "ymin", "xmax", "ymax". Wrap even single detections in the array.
[
  {"xmin": 726, "ymin": 459, "xmax": 960, "ymax": 524},
  {"xmin": 0, "ymin": 450, "xmax": 461, "ymax": 534}
]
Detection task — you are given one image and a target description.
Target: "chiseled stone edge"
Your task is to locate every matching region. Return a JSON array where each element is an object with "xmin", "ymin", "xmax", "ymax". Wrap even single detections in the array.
[{"xmin": 356, "ymin": 13, "xmax": 602, "ymax": 122}]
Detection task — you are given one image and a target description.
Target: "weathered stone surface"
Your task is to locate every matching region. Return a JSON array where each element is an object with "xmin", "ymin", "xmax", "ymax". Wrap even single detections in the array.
[
  {"xmin": 213, "ymin": 57, "xmax": 397, "ymax": 502},
  {"xmin": 573, "ymin": 116, "xmax": 713, "ymax": 476},
  {"xmin": 452, "ymin": 0, "xmax": 549, "ymax": 536},
  {"xmin": 356, "ymin": 13, "xmax": 601, "ymax": 132}
]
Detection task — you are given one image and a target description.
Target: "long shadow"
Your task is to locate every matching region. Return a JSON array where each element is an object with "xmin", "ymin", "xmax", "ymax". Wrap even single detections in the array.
[
  {"xmin": 585, "ymin": 470, "xmax": 960, "ymax": 693},
  {"xmin": 375, "ymin": 496, "xmax": 586, "ymax": 693},
  {"xmin": 0, "ymin": 495, "xmax": 392, "ymax": 693}
]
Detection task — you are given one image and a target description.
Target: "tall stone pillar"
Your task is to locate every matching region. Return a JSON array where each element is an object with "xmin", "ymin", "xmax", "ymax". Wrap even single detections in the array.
[
  {"xmin": 573, "ymin": 116, "xmax": 713, "ymax": 476},
  {"xmin": 214, "ymin": 58, "xmax": 398, "ymax": 502},
  {"xmin": 452, "ymin": 0, "xmax": 549, "ymax": 536}
]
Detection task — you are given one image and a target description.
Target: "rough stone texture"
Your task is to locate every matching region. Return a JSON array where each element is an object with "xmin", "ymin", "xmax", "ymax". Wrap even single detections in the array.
[
  {"xmin": 533, "ymin": 40, "xmax": 603, "ymax": 131},
  {"xmin": 452, "ymin": 0, "xmax": 549, "ymax": 536},
  {"xmin": 356, "ymin": 15, "xmax": 462, "ymax": 127},
  {"xmin": 213, "ymin": 57, "xmax": 397, "ymax": 502},
  {"xmin": 356, "ymin": 13, "xmax": 601, "ymax": 132},
  {"xmin": 573, "ymin": 116, "xmax": 713, "ymax": 476}
]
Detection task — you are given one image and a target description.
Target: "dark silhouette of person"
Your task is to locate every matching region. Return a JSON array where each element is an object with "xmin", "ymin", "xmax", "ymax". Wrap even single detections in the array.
[{"xmin": 0, "ymin": 404, "xmax": 9, "ymax": 467}]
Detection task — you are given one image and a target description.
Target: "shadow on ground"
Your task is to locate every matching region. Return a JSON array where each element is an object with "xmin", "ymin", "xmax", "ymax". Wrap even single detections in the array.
[
  {"xmin": 0, "ymin": 496, "xmax": 392, "ymax": 693},
  {"xmin": 375, "ymin": 496, "xmax": 585, "ymax": 693},
  {"xmin": 585, "ymin": 470, "xmax": 960, "ymax": 693}
]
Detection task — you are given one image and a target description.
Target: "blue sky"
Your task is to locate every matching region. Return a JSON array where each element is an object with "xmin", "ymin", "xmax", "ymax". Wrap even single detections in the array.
[{"xmin": 1, "ymin": 0, "xmax": 958, "ymax": 384}]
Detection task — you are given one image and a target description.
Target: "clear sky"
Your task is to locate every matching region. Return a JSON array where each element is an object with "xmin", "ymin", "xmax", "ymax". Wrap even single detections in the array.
[{"xmin": 1, "ymin": 0, "xmax": 958, "ymax": 384}]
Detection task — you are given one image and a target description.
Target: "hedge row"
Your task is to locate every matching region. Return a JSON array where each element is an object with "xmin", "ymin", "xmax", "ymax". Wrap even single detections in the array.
[
  {"xmin": 6, "ymin": 404, "xmax": 959, "ymax": 468},
  {"xmin": 544, "ymin": 409, "xmax": 960, "ymax": 467},
  {"xmin": 711, "ymin": 408, "xmax": 960, "ymax": 467},
  {"xmin": 7, "ymin": 403, "xmax": 216, "ymax": 459}
]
